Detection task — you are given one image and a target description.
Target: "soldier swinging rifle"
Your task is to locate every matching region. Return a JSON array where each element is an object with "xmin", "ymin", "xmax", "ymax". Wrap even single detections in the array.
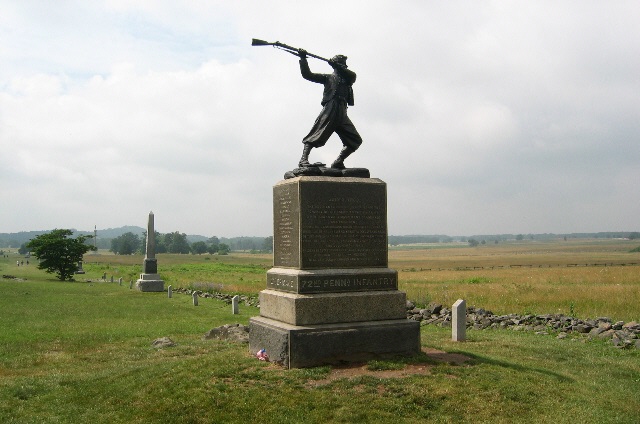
[{"xmin": 252, "ymin": 39, "xmax": 363, "ymax": 170}]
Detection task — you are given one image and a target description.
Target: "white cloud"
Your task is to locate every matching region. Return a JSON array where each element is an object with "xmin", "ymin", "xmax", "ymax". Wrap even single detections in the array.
[{"xmin": 1, "ymin": 1, "xmax": 639, "ymax": 237}]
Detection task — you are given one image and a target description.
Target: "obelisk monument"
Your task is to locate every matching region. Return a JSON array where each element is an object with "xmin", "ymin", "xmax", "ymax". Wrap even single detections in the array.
[{"xmin": 135, "ymin": 211, "xmax": 165, "ymax": 292}]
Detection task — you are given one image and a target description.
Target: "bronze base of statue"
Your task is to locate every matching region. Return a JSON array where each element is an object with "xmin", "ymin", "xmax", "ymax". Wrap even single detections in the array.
[{"xmin": 284, "ymin": 166, "xmax": 370, "ymax": 180}]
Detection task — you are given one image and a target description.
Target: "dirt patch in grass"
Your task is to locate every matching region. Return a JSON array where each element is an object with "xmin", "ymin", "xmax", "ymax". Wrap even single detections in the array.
[
  {"xmin": 423, "ymin": 347, "xmax": 471, "ymax": 366},
  {"xmin": 305, "ymin": 347, "xmax": 471, "ymax": 386}
]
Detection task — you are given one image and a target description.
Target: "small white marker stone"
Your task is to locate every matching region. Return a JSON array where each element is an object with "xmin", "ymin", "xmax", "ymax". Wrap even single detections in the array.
[
  {"xmin": 192, "ymin": 292, "xmax": 198, "ymax": 306},
  {"xmin": 232, "ymin": 295, "xmax": 239, "ymax": 314},
  {"xmin": 168, "ymin": 285, "xmax": 172, "ymax": 298},
  {"xmin": 452, "ymin": 299, "xmax": 466, "ymax": 342}
]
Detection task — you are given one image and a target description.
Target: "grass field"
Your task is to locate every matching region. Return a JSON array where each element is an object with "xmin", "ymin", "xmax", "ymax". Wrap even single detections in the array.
[
  {"xmin": 1, "ymin": 239, "xmax": 639, "ymax": 422},
  {"xmin": 393, "ymin": 239, "xmax": 640, "ymax": 321},
  {"xmin": 11, "ymin": 237, "xmax": 634, "ymax": 321}
]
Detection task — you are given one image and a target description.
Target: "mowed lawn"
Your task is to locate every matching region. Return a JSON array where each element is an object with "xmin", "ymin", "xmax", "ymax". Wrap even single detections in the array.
[{"xmin": 1, "ymin": 239, "xmax": 639, "ymax": 423}]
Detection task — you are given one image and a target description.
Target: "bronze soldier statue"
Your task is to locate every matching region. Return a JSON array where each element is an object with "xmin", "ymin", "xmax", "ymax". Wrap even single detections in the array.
[{"xmin": 297, "ymin": 49, "xmax": 363, "ymax": 169}]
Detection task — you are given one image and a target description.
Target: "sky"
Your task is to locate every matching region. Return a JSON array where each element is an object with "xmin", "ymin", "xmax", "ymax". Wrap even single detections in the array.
[{"xmin": 1, "ymin": 1, "xmax": 639, "ymax": 238}]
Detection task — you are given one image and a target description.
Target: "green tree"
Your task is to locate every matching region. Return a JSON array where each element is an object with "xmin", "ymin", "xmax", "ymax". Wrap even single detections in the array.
[
  {"xmin": 468, "ymin": 238, "xmax": 480, "ymax": 247},
  {"xmin": 218, "ymin": 243, "xmax": 231, "ymax": 255},
  {"xmin": 26, "ymin": 229, "xmax": 95, "ymax": 281},
  {"xmin": 18, "ymin": 243, "xmax": 29, "ymax": 255},
  {"xmin": 191, "ymin": 241, "xmax": 208, "ymax": 255},
  {"xmin": 163, "ymin": 231, "xmax": 190, "ymax": 254},
  {"xmin": 110, "ymin": 232, "xmax": 141, "ymax": 255},
  {"xmin": 207, "ymin": 236, "xmax": 220, "ymax": 254}
]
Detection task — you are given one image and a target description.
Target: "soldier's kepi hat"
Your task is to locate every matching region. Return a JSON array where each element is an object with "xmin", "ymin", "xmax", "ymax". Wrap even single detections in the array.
[{"xmin": 331, "ymin": 55, "xmax": 348, "ymax": 64}]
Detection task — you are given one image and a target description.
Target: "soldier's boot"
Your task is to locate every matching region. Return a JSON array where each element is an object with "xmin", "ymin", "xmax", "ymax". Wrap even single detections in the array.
[
  {"xmin": 331, "ymin": 146, "xmax": 355, "ymax": 169},
  {"xmin": 298, "ymin": 144, "xmax": 313, "ymax": 167}
]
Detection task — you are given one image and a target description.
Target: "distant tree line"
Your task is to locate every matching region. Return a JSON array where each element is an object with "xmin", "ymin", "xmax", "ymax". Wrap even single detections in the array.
[
  {"xmin": 388, "ymin": 235, "xmax": 454, "ymax": 245},
  {"xmin": 109, "ymin": 232, "xmax": 273, "ymax": 255},
  {"xmin": 220, "ymin": 236, "xmax": 273, "ymax": 252},
  {"xmin": 5, "ymin": 229, "xmax": 639, "ymax": 251}
]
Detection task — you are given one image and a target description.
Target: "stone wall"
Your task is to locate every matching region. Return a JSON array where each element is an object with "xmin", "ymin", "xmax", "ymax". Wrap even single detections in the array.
[
  {"xmin": 407, "ymin": 301, "xmax": 640, "ymax": 349},
  {"xmin": 171, "ymin": 287, "xmax": 639, "ymax": 350},
  {"xmin": 173, "ymin": 287, "xmax": 259, "ymax": 308}
]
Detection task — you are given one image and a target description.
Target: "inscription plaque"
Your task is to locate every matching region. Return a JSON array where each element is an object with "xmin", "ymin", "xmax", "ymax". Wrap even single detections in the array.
[
  {"xmin": 273, "ymin": 177, "xmax": 388, "ymax": 269},
  {"xmin": 267, "ymin": 267, "xmax": 398, "ymax": 294},
  {"xmin": 273, "ymin": 182, "xmax": 300, "ymax": 267}
]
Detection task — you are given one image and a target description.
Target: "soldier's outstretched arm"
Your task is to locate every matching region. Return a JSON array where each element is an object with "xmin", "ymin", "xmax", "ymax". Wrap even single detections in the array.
[{"xmin": 299, "ymin": 51, "xmax": 326, "ymax": 84}]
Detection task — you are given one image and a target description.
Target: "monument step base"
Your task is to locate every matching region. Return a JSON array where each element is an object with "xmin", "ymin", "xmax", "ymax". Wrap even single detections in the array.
[
  {"xmin": 135, "ymin": 279, "xmax": 165, "ymax": 292},
  {"xmin": 259, "ymin": 289, "xmax": 407, "ymax": 326},
  {"xmin": 249, "ymin": 316, "xmax": 421, "ymax": 369}
]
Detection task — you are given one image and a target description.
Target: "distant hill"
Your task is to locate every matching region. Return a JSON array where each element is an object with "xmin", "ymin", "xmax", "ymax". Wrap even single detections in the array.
[
  {"xmin": 0, "ymin": 226, "xmax": 147, "ymax": 248},
  {"xmin": 0, "ymin": 230, "xmax": 50, "ymax": 247},
  {"xmin": 78, "ymin": 226, "xmax": 146, "ymax": 239},
  {"xmin": 0, "ymin": 226, "xmax": 244, "ymax": 249}
]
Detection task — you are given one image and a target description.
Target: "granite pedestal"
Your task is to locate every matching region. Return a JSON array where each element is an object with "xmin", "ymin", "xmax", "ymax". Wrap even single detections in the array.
[
  {"xmin": 136, "ymin": 259, "xmax": 164, "ymax": 291},
  {"xmin": 249, "ymin": 176, "xmax": 420, "ymax": 368},
  {"xmin": 135, "ymin": 273, "xmax": 165, "ymax": 292}
]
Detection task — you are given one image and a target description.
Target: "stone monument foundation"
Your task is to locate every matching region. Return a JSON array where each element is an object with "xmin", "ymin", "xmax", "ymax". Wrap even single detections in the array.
[
  {"xmin": 249, "ymin": 176, "xmax": 420, "ymax": 368},
  {"xmin": 135, "ymin": 274, "xmax": 165, "ymax": 292}
]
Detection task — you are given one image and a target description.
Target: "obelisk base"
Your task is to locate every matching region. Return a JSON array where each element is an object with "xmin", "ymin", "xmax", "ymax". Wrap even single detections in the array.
[
  {"xmin": 250, "ymin": 316, "xmax": 420, "ymax": 369},
  {"xmin": 136, "ymin": 273, "xmax": 165, "ymax": 292}
]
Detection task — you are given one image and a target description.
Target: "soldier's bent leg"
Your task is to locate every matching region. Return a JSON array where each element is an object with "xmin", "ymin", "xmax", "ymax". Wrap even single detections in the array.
[
  {"xmin": 331, "ymin": 146, "xmax": 356, "ymax": 169},
  {"xmin": 299, "ymin": 144, "xmax": 313, "ymax": 167}
]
